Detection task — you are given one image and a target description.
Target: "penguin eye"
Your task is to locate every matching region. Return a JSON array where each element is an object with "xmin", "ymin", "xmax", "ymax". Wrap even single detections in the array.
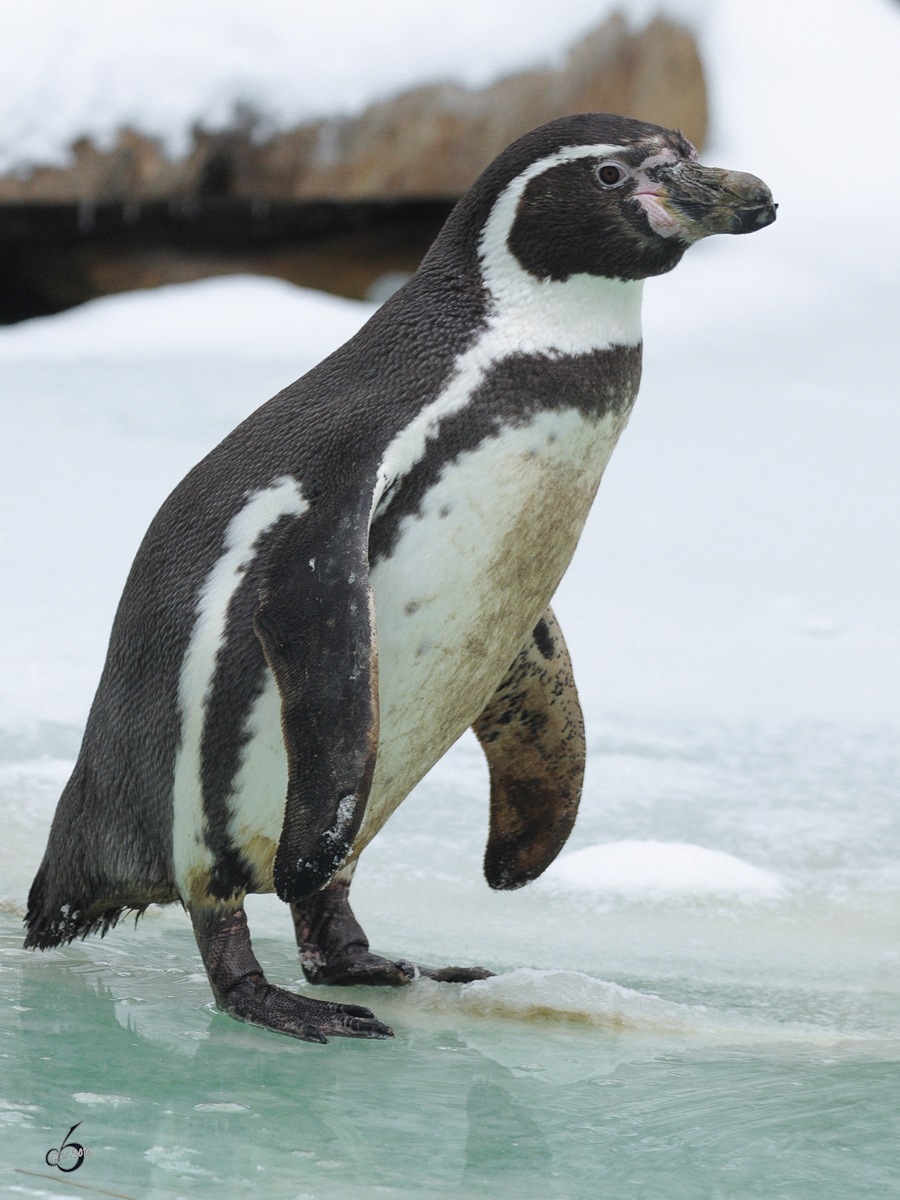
[{"xmin": 595, "ymin": 162, "xmax": 627, "ymax": 187}]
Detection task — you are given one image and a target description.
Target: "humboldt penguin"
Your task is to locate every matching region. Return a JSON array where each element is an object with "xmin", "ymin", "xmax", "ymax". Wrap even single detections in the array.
[{"xmin": 25, "ymin": 114, "xmax": 776, "ymax": 1042}]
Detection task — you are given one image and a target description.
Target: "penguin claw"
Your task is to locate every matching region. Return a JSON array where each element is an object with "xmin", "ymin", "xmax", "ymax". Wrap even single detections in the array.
[{"xmin": 221, "ymin": 978, "xmax": 393, "ymax": 1042}]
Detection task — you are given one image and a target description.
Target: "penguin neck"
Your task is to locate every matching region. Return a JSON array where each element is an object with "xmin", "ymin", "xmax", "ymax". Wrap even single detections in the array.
[
  {"xmin": 464, "ymin": 143, "xmax": 643, "ymax": 355},
  {"xmin": 481, "ymin": 263, "xmax": 643, "ymax": 357},
  {"xmin": 477, "ymin": 209, "xmax": 643, "ymax": 356}
]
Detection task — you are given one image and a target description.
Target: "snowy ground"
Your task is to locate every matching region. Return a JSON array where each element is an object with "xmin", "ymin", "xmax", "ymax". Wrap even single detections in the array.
[{"xmin": 1, "ymin": 1, "xmax": 898, "ymax": 1196}]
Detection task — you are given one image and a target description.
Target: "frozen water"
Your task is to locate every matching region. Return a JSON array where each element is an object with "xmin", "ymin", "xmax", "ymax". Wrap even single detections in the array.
[{"xmin": 2, "ymin": 0, "xmax": 900, "ymax": 1195}]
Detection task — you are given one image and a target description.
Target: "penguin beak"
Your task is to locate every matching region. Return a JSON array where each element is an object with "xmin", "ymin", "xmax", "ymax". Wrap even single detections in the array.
[{"xmin": 633, "ymin": 164, "xmax": 777, "ymax": 242}]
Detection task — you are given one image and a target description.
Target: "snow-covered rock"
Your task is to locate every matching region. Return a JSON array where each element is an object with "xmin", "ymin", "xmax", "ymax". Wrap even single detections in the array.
[
  {"xmin": 0, "ymin": 14, "xmax": 706, "ymax": 202},
  {"xmin": 0, "ymin": 1, "xmax": 704, "ymax": 174}
]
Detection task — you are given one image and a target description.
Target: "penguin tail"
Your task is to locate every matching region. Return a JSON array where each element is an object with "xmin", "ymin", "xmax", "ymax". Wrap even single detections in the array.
[
  {"xmin": 23, "ymin": 757, "xmax": 177, "ymax": 950},
  {"xmin": 23, "ymin": 859, "xmax": 139, "ymax": 949}
]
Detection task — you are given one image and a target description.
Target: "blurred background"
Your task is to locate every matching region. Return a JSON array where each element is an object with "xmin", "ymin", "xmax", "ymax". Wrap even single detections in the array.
[
  {"xmin": 0, "ymin": 1, "xmax": 707, "ymax": 318},
  {"xmin": 1, "ymin": 3, "xmax": 899, "ymax": 1198}
]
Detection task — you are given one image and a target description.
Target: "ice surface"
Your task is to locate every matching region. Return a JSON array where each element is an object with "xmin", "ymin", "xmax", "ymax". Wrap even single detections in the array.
[{"xmin": 2, "ymin": 0, "xmax": 900, "ymax": 1196}]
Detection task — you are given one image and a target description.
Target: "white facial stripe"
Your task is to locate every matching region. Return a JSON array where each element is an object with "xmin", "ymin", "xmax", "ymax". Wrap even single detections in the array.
[
  {"xmin": 636, "ymin": 148, "xmax": 679, "ymax": 171},
  {"xmin": 374, "ymin": 142, "xmax": 644, "ymax": 511},
  {"xmin": 478, "ymin": 142, "xmax": 622, "ymax": 296},
  {"xmin": 478, "ymin": 142, "xmax": 644, "ymax": 346},
  {"xmin": 172, "ymin": 474, "xmax": 308, "ymax": 901}
]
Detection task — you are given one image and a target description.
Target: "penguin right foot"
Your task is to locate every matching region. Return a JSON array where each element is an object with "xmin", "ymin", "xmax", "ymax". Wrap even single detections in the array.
[
  {"xmin": 220, "ymin": 975, "xmax": 393, "ymax": 1043},
  {"xmin": 300, "ymin": 949, "xmax": 493, "ymax": 987},
  {"xmin": 290, "ymin": 880, "xmax": 494, "ymax": 988}
]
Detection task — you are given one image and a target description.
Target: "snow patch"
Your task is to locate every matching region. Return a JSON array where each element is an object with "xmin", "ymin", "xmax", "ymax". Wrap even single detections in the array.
[
  {"xmin": 193, "ymin": 1102, "xmax": 250, "ymax": 1112},
  {"xmin": 456, "ymin": 968, "xmax": 692, "ymax": 1031},
  {"xmin": 145, "ymin": 1144, "xmax": 212, "ymax": 1175},
  {"xmin": 0, "ymin": 275, "xmax": 375, "ymax": 363},
  {"xmin": 541, "ymin": 841, "xmax": 784, "ymax": 900},
  {"xmin": 371, "ymin": 966, "xmax": 696, "ymax": 1033}
]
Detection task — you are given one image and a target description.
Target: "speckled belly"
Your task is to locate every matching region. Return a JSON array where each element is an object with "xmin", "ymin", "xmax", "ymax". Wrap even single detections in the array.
[
  {"xmin": 362, "ymin": 405, "xmax": 629, "ymax": 850},
  {"xmin": 226, "ymin": 405, "xmax": 628, "ymax": 891}
]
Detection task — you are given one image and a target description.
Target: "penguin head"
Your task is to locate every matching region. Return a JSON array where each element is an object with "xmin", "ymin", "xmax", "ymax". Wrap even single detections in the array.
[{"xmin": 470, "ymin": 113, "xmax": 776, "ymax": 285}]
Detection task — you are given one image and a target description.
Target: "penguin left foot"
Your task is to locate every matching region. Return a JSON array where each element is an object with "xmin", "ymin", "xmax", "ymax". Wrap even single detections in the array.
[
  {"xmin": 222, "ymin": 976, "xmax": 393, "ymax": 1042},
  {"xmin": 191, "ymin": 903, "xmax": 393, "ymax": 1042},
  {"xmin": 290, "ymin": 881, "xmax": 494, "ymax": 987}
]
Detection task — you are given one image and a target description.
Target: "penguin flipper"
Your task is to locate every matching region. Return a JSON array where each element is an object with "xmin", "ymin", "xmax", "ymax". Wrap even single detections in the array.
[
  {"xmin": 473, "ymin": 606, "xmax": 585, "ymax": 890},
  {"xmin": 253, "ymin": 499, "xmax": 378, "ymax": 904}
]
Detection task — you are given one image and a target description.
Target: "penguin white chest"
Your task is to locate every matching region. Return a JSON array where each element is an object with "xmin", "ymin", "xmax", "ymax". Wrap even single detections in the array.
[
  {"xmin": 210, "ymin": 403, "xmax": 627, "ymax": 893},
  {"xmin": 359, "ymin": 402, "xmax": 628, "ymax": 847}
]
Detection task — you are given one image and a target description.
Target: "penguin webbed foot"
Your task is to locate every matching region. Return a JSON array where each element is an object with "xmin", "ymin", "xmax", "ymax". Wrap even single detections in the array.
[
  {"xmin": 301, "ymin": 947, "xmax": 493, "ymax": 987},
  {"xmin": 300, "ymin": 945, "xmax": 417, "ymax": 987},
  {"xmin": 291, "ymin": 881, "xmax": 494, "ymax": 988},
  {"xmin": 221, "ymin": 974, "xmax": 393, "ymax": 1043},
  {"xmin": 191, "ymin": 903, "xmax": 392, "ymax": 1043}
]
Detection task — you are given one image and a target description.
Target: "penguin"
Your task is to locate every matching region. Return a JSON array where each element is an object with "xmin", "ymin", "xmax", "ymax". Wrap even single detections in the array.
[{"xmin": 24, "ymin": 114, "xmax": 776, "ymax": 1043}]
